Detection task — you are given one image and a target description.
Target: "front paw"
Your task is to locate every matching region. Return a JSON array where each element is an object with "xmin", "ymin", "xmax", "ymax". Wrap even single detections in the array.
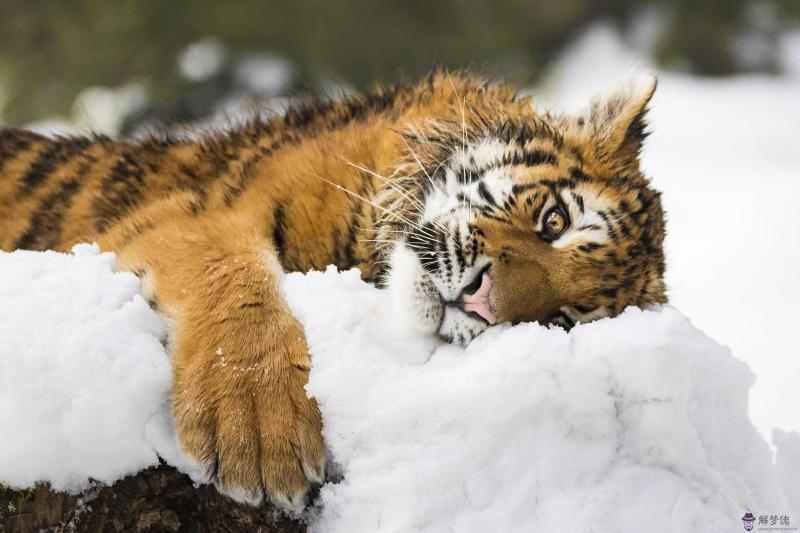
[{"xmin": 173, "ymin": 339, "xmax": 325, "ymax": 512}]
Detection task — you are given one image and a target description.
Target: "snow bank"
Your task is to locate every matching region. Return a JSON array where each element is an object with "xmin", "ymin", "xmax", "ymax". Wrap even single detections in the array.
[
  {"xmin": 0, "ymin": 248, "xmax": 797, "ymax": 531},
  {"xmin": 0, "ymin": 245, "xmax": 181, "ymax": 492},
  {"xmin": 284, "ymin": 267, "xmax": 800, "ymax": 533}
]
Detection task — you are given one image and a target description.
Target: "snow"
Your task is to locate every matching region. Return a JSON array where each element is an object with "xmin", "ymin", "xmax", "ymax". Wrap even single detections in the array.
[
  {"xmin": 285, "ymin": 267, "xmax": 799, "ymax": 533},
  {"xmin": 0, "ymin": 244, "xmax": 201, "ymax": 492},
  {"xmin": 235, "ymin": 54, "xmax": 293, "ymax": 95},
  {"xmin": 179, "ymin": 37, "xmax": 226, "ymax": 82},
  {"xmin": 26, "ymin": 82, "xmax": 149, "ymax": 137},
  {"xmin": 3, "ymin": 247, "xmax": 795, "ymax": 531}
]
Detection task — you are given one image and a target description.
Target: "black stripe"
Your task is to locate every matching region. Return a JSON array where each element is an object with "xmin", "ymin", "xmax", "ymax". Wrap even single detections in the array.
[
  {"xmin": 197, "ymin": 133, "xmax": 250, "ymax": 193},
  {"xmin": 93, "ymin": 150, "xmax": 146, "ymax": 232},
  {"xmin": 541, "ymin": 178, "xmax": 577, "ymax": 190},
  {"xmin": 578, "ymin": 242, "xmax": 604, "ymax": 253},
  {"xmin": 439, "ymin": 230, "xmax": 452, "ymax": 278},
  {"xmin": 467, "ymin": 230, "xmax": 479, "ymax": 266},
  {"xmin": 341, "ymin": 210, "xmax": 360, "ymax": 268},
  {"xmin": 571, "ymin": 192, "xmax": 585, "ymax": 213},
  {"xmin": 626, "ymin": 244, "xmax": 642, "ymax": 258},
  {"xmin": 477, "ymin": 181, "xmax": 497, "ymax": 206},
  {"xmin": 604, "ymin": 250, "xmax": 622, "ymax": 266},
  {"xmin": 16, "ymin": 138, "xmax": 90, "ymax": 199},
  {"xmin": 600, "ymin": 287, "xmax": 619, "ymax": 299},
  {"xmin": 621, "ymin": 277, "xmax": 636, "ymax": 291},
  {"xmin": 453, "ymin": 231, "xmax": 466, "ymax": 273},
  {"xmin": 329, "ymin": 224, "xmax": 344, "ymax": 266},
  {"xmin": 523, "ymin": 150, "xmax": 558, "ymax": 166},
  {"xmin": 176, "ymin": 162, "xmax": 207, "ymax": 193},
  {"xmin": 617, "ymin": 219, "xmax": 631, "ymax": 238},
  {"xmin": 559, "ymin": 311, "xmax": 576, "ymax": 328},
  {"xmin": 511, "ymin": 183, "xmax": 539, "ymax": 195},
  {"xmin": 0, "ymin": 129, "xmax": 42, "ymax": 176},
  {"xmin": 569, "ymin": 167, "xmax": 590, "ymax": 182},
  {"xmin": 272, "ymin": 204, "xmax": 288, "ymax": 261},
  {"xmin": 182, "ymin": 192, "xmax": 207, "ymax": 216},
  {"xmin": 596, "ymin": 210, "xmax": 618, "ymax": 243},
  {"xmin": 223, "ymin": 144, "xmax": 275, "ymax": 205},
  {"xmin": 282, "ymin": 85, "xmax": 402, "ymax": 133},
  {"xmin": 477, "ymin": 207, "xmax": 513, "ymax": 225},
  {"xmin": 504, "ymin": 149, "xmax": 558, "ymax": 168},
  {"xmin": 575, "ymin": 224, "xmax": 602, "ymax": 232},
  {"xmin": 463, "ymin": 168, "xmax": 481, "ymax": 183},
  {"xmin": 147, "ymin": 297, "xmax": 161, "ymax": 313},
  {"xmin": 504, "ymin": 193, "xmax": 517, "ymax": 210},
  {"xmin": 530, "ymin": 195, "xmax": 549, "ymax": 224},
  {"xmin": 14, "ymin": 178, "xmax": 82, "ymax": 250}
]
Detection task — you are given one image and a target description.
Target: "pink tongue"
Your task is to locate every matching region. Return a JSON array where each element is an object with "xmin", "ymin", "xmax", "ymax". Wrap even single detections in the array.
[{"xmin": 461, "ymin": 272, "xmax": 497, "ymax": 325}]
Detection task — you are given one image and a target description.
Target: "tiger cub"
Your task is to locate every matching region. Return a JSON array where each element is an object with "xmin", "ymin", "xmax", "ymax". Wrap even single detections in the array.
[{"xmin": 0, "ymin": 72, "xmax": 666, "ymax": 510}]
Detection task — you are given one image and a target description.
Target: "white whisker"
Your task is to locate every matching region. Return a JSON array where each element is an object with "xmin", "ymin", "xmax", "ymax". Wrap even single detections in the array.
[
  {"xmin": 448, "ymin": 72, "xmax": 474, "ymax": 223},
  {"xmin": 306, "ymin": 169, "xmax": 441, "ymax": 240},
  {"xmin": 339, "ymin": 156, "xmax": 427, "ymax": 214}
]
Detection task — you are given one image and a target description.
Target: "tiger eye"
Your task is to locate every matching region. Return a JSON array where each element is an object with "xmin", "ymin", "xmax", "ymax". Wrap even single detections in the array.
[{"xmin": 544, "ymin": 208, "xmax": 567, "ymax": 236}]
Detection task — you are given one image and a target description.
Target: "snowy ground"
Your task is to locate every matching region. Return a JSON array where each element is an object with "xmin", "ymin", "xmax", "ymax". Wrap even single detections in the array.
[
  {"xmin": 0, "ymin": 245, "xmax": 198, "ymax": 491},
  {"xmin": 287, "ymin": 268, "xmax": 800, "ymax": 533},
  {"xmin": 0, "ymin": 248, "xmax": 798, "ymax": 532}
]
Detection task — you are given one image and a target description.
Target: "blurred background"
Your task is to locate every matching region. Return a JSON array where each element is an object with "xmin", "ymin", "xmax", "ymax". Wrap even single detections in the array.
[
  {"xmin": 1, "ymin": 0, "xmax": 798, "ymax": 440},
  {"xmin": 1, "ymin": 0, "xmax": 799, "ymax": 133}
]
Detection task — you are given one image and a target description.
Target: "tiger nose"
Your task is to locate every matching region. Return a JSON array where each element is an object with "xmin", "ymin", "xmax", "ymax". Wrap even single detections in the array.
[{"xmin": 456, "ymin": 271, "xmax": 497, "ymax": 325}]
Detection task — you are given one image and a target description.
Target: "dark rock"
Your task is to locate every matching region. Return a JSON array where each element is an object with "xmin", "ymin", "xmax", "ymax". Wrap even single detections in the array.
[{"xmin": 0, "ymin": 464, "xmax": 306, "ymax": 533}]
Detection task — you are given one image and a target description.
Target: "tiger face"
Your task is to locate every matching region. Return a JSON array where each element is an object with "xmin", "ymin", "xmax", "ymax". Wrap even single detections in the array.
[{"xmin": 382, "ymin": 74, "xmax": 666, "ymax": 345}]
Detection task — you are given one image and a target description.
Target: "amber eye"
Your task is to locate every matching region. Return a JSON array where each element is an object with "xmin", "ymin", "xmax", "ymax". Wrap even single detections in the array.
[{"xmin": 541, "ymin": 206, "xmax": 569, "ymax": 240}]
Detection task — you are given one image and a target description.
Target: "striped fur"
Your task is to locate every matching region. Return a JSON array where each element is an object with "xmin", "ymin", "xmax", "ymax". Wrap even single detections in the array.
[{"xmin": 0, "ymin": 71, "xmax": 666, "ymax": 509}]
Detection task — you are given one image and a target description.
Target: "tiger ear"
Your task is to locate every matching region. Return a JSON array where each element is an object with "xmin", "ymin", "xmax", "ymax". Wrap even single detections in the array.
[{"xmin": 561, "ymin": 72, "xmax": 657, "ymax": 175}]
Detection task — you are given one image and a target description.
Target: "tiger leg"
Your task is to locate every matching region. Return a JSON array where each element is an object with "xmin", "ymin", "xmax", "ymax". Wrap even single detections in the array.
[{"xmin": 106, "ymin": 206, "xmax": 325, "ymax": 510}]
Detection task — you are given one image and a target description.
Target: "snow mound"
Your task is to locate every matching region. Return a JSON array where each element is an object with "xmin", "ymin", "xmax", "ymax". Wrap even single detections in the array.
[
  {"xmin": 1, "ymin": 248, "xmax": 797, "ymax": 532},
  {"xmin": 0, "ymin": 244, "xmax": 175, "ymax": 491},
  {"xmin": 284, "ymin": 267, "xmax": 800, "ymax": 533}
]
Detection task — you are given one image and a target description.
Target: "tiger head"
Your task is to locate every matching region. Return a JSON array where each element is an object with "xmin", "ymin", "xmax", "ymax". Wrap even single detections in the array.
[{"xmin": 380, "ymin": 73, "xmax": 666, "ymax": 345}]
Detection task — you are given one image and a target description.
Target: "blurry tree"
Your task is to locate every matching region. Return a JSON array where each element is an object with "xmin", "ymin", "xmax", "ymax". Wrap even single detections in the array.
[{"xmin": 0, "ymin": 0, "xmax": 796, "ymax": 126}]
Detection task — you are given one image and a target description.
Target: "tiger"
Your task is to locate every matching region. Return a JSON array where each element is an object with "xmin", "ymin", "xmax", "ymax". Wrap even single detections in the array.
[{"xmin": 0, "ymin": 71, "xmax": 666, "ymax": 511}]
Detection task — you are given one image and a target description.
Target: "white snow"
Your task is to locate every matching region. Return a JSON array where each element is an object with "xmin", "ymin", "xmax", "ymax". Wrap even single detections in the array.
[
  {"xmin": 1, "ymin": 247, "xmax": 797, "ymax": 530},
  {"xmin": 26, "ymin": 82, "xmax": 149, "ymax": 137},
  {"xmin": 284, "ymin": 267, "xmax": 799, "ymax": 533},
  {"xmin": 179, "ymin": 37, "xmax": 227, "ymax": 82},
  {"xmin": 235, "ymin": 54, "xmax": 292, "ymax": 95},
  {"xmin": 0, "ymin": 244, "xmax": 201, "ymax": 492}
]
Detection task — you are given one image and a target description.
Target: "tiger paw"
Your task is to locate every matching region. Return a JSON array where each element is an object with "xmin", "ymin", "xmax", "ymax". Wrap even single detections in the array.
[{"xmin": 173, "ymin": 339, "xmax": 326, "ymax": 512}]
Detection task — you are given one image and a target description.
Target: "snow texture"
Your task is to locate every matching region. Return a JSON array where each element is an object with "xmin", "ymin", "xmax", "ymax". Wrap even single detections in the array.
[
  {"xmin": 2, "ymin": 247, "xmax": 796, "ymax": 531},
  {"xmin": 284, "ymin": 267, "xmax": 799, "ymax": 533},
  {"xmin": 0, "ymin": 244, "xmax": 199, "ymax": 492}
]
